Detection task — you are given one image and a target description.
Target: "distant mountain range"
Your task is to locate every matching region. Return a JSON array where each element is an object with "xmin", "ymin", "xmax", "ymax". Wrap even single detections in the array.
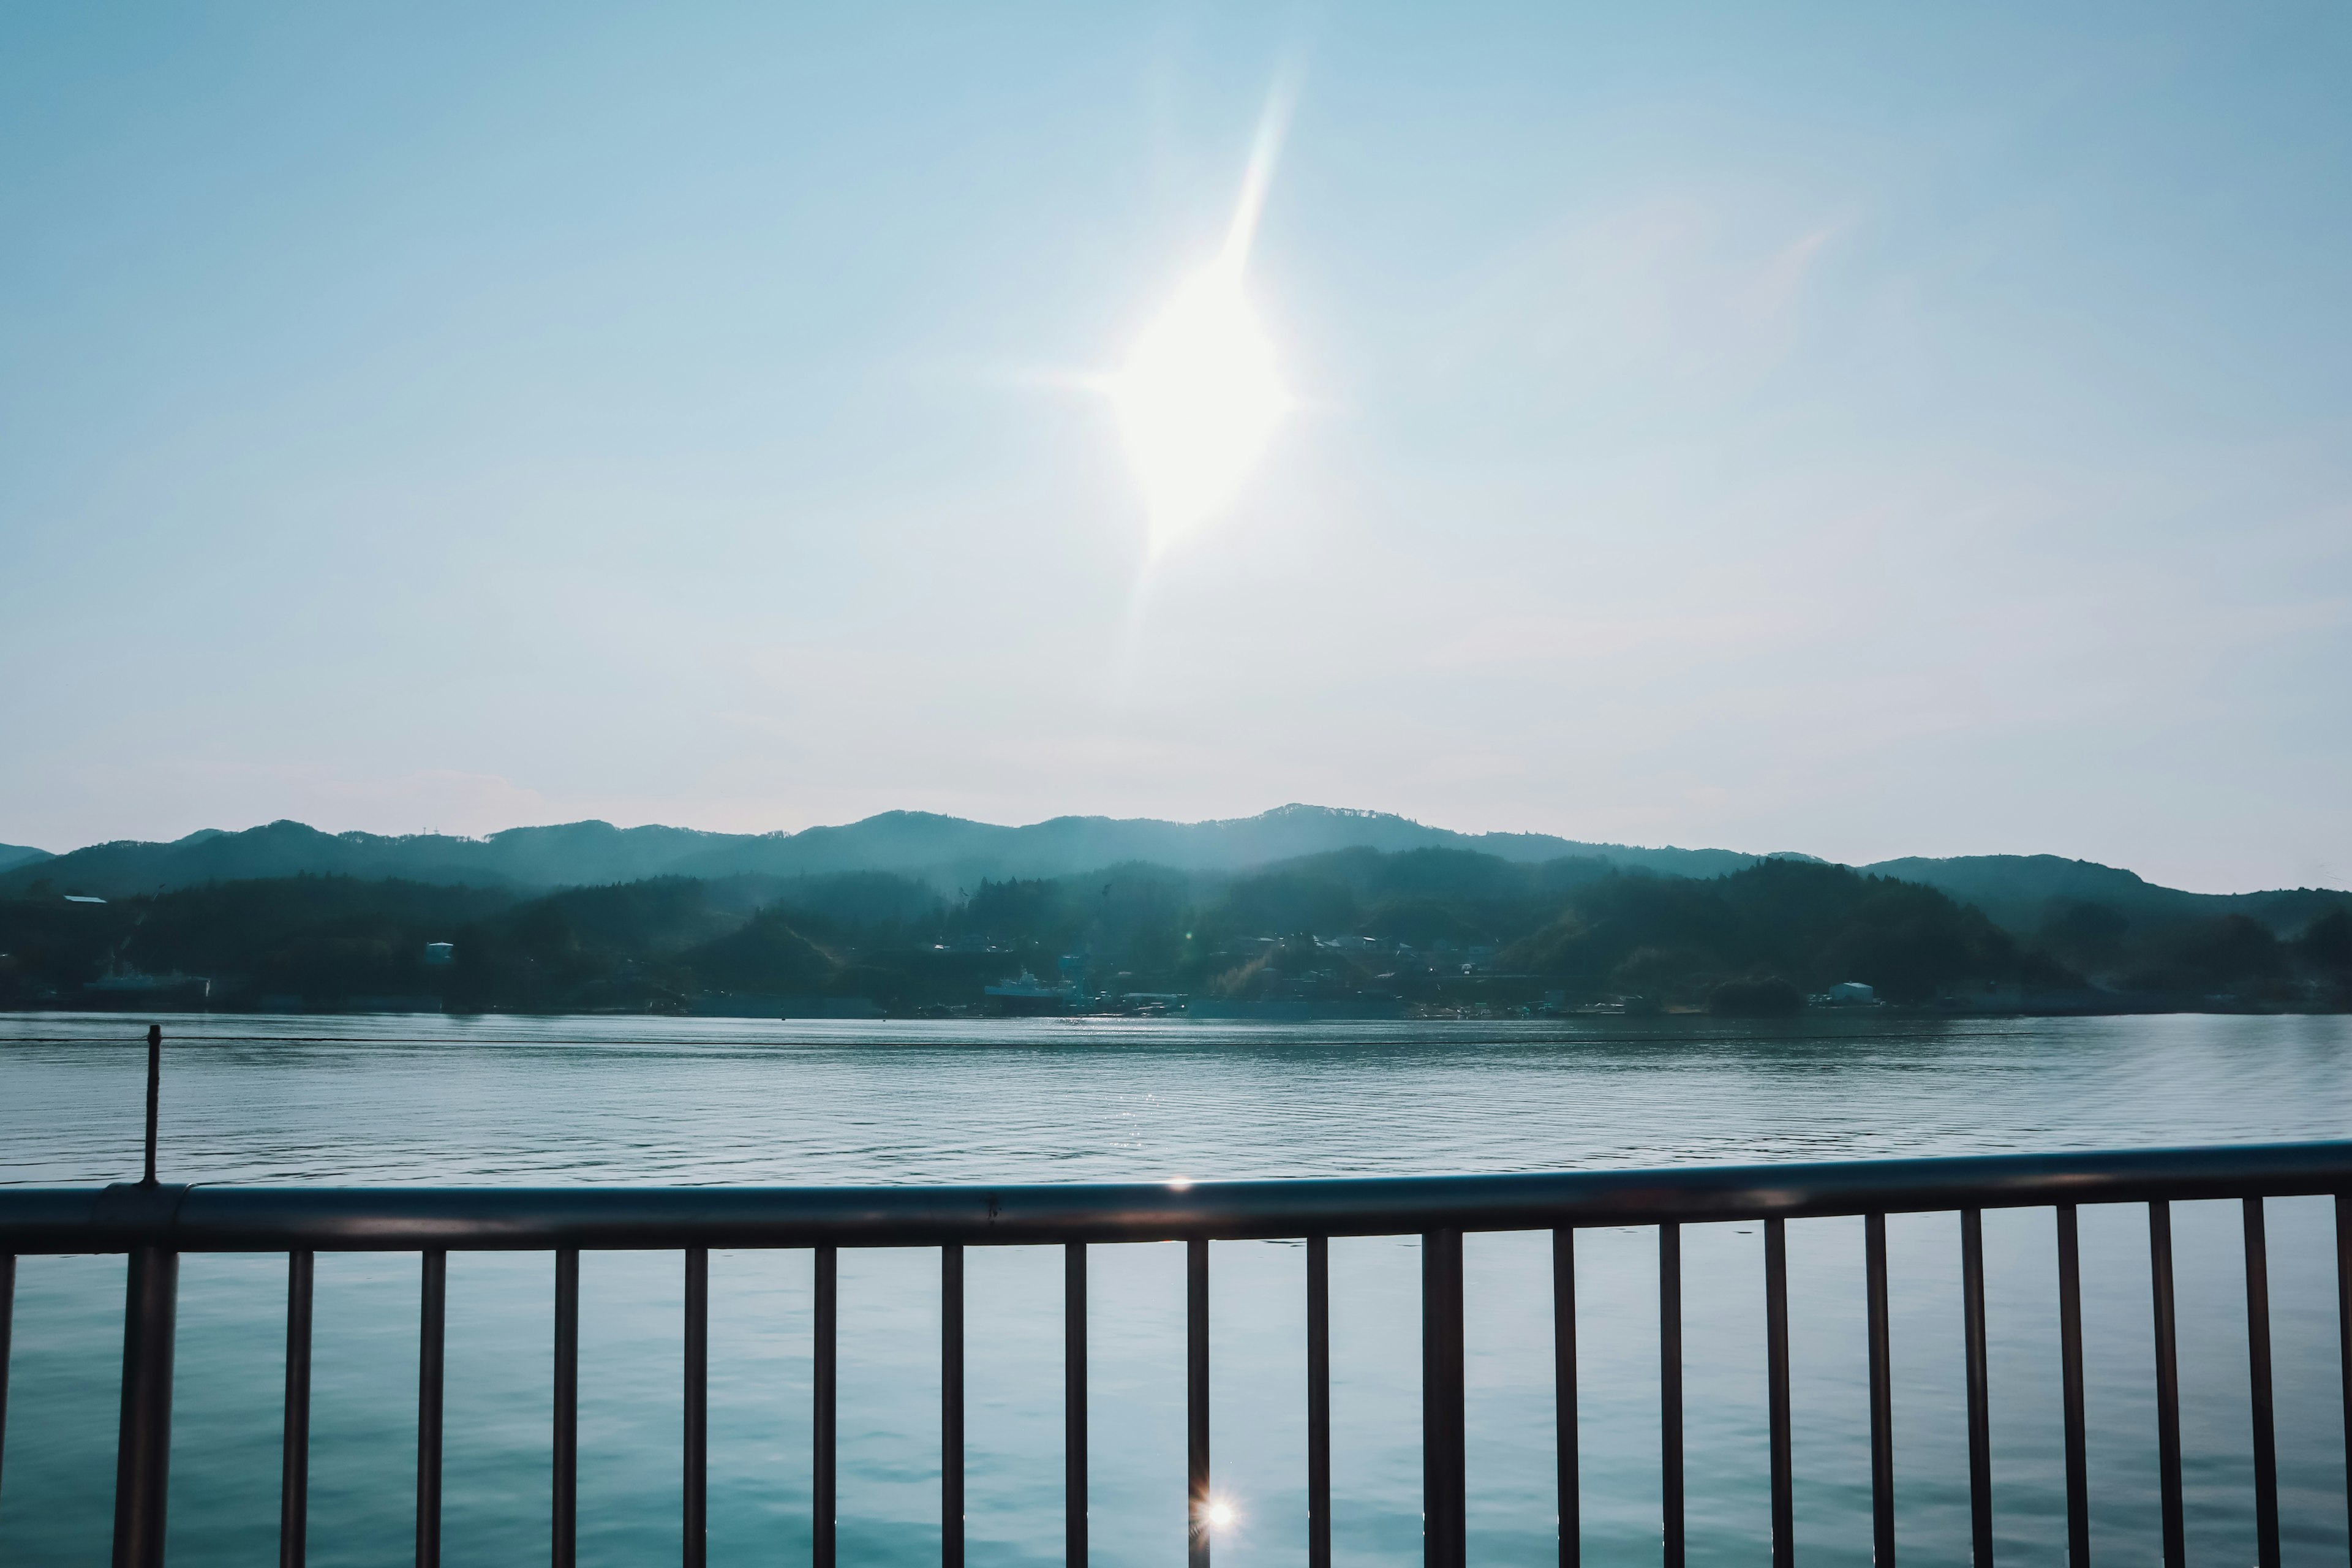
[
  {"xmin": 1, "ymin": 805, "xmax": 2341, "ymax": 938},
  {"xmin": 0, "ymin": 806, "xmax": 1766, "ymax": 896}
]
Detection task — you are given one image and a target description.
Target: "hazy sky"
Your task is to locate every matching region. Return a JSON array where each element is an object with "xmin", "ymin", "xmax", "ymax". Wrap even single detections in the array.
[{"xmin": 4, "ymin": 4, "xmax": 2347, "ymax": 892}]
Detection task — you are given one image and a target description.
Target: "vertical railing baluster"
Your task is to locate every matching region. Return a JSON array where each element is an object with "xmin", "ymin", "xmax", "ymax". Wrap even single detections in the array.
[
  {"xmin": 1188, "ymin": 1238, "xmax": 1210, "ymax": 1568},
  {"xmin": 815, "ymin": 1245, "xmax": 837, "ymax": 1568},
  {"xmin": 943, "ymin": 1244, "xmax": 964, "ymax": 1568},
  {"xmin": 113, "ymin": 1242, "xmax": 179, "ymax": 1568},
  {"xmin": 2149, "ymin": 1202, "xmax": 2183, "ymax": 1568},
  {"xmin": 1555, "ymin": 1228, "xmax": 1580, "ymax": 1568},
  {"xmin": 0, "ymin": 1251, "xmax": 13, "ymax": 1504},
  {"xmin": 685, "ymin": 1248, "xmax": 707, "ymax": 1568},
  {"xmin": 2056, "ymin": 1206, "xmax": 2087, "ymax": 1568},
  {"xmin": 1660, "ymin": 1223, "xmax": 1684, "ymax": 1568},
  {"xmin": 554, "ymin": 1248, "xmax": 579, "ymax": 1568},
  {"xmin": 282, "ymin": 1250, "xmax": 313, "ymax": 1568},
  {"xmin": 2338, "ymin": 1195, "xmax": 2352, "ymax": 1567},
  {"xmin": 1765, "ymin": 1219, "xmax": 1792, "ymax": 1568},
  {"xmin": 418, "ymin": 1250, "xmax": 444, "ymax": 1568},
  {"xmin": 1866, "ymin": 1211, "xmax": 1894, "ymax": 1568},
  {"xmin": 1422, "ymin": 1229, "xmax": 1466, "ymax": 1568},
  {"xmin": 1066, "ymin": 1242, "xmax": 1087, "ymax": 1568},
  {"xmin": 2244, "ymin": 1199, "xmax": 2279, "ymax": 1568},
  {"xmin": 1308, "ymin": 1235, "xmax": 1331, "ymax": 1568},
  {"xmin": 1962, "ymin": 1210, "xmax": 1992, "ymax": 1568}
]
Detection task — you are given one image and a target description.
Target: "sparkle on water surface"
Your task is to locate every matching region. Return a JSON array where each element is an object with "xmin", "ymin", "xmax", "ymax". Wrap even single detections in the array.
[{"xmin": 3, "ymin": 1009, "xmax": 2349, "ymax": 1567}]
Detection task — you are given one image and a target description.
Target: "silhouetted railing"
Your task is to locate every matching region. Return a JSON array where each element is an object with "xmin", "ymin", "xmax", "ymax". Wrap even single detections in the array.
[{"xmin": 3, "ymin": 1139, "xmax": 2351, "ymax": 1568}]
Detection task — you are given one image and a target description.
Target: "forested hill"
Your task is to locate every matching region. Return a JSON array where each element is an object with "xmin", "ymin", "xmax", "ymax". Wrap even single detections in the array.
[
  {"xmin": 3, "ymin": 810, "xmax": 2336, "ymax": 948},
  {"xmin": 3, "ymin": 846, "xmax": 2345, "ymax": 1017},
  {"xmin": 0, "ymin": 807, "xmax": 1772, "ymax": 900}
]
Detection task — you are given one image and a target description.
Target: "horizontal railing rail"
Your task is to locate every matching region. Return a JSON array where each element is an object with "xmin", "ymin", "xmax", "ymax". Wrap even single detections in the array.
[
  {"xmin": 7, "ymin": 1137, "xmax": 2352, "ymax": 1251},
  {"xmin": 2, "ymin": 1136, "xmax": 2350, "ymax": 1568}
]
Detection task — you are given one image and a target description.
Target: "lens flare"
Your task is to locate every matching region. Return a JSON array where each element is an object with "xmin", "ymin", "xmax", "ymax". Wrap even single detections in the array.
[
  {"xmin": 1111, "ymin": 86, "xmax": 1295, "ymax": 554},
  {"xmin": 1112, "ymin": 263, "xmax": 1290, "ymax": 552}
]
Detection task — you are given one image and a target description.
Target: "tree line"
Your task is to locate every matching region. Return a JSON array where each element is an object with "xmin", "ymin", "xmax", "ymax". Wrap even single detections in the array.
[{"xmin": 2, "ymin": 848, "xmax": 2346, "ymax": 1015}]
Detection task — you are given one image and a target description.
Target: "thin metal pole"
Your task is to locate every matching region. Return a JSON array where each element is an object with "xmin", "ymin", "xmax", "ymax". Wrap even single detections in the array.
[
  {"xmin": 1660, "ymin": 1222, "xmax": 1684, "ymax": 1568},
  {"xmin": 815, "ymin": 1245, "xmax": 837, "ymax": 1568},
  {"xmin": 1188, "ymin": 1238, "xmax": 1210, "ymax": 1568},
  {"xmin": 1067, "ymin": 1242, "xmax": 1087, "ymax": 1568},
  {"xmin": 1962, "ymin": 1210, "xmax": 1992, "ymax": 1568},
  {"xmin": 1, "ymin": 1252, "xmax": 15, "ymax": 1506},
  {"xmin": 943, "ymin": 1244, "xmax": 964, "ymax": 1568},
  {"xmin": 2244, "ymin": 1199, "xmax": 2279, "ymax": 1568},
  {"xmin": 2056, "ymin": 1206, "xmax": 2088, "ymax": 1568},
  {"xmin": 1422, "ymin": 1229, "xmax": 1466, "ymax": 1568},
  {"xmin": 1308, "ymin": 1235, "xmax": 1331, "ymax": 1568},
  {"xmin": 2339, "ymin": 1195, "xmax": 2352, "ymax": 1567},
  {"xmin": 1866, "ymin": 1211, "xmax": 1895, "ymax": 1568},
  {"xmin": 1555, "ymin": 1228, "xmax": 1580, "ymax": 1568},
  {"xmin": 418, "ymin": 1250, "xmax": 444, "ymax": 1568},
  {"xmin": 685, "ymin": 1248, "xmax": 707, "ymax": 1568},
  {"xmin": 282, "ymin": 1250, "xmax": 314, "ymax": 1568},
  {"xmin": 554, "ymin": 1247, "xmax": 579, "ymax": 1568},
  {"xmin": 1765, "ymin": 1219, "xmax": 1792, "ymax": 1568},
  {"xmin": 111, "ymin": 1245, "xmax": 179, "ymax": 1568},
  {"xmin": 143, "ymin": 1022, "xmax": 162, "ymax": 1186},
  {"xmin": 2149, "ymin": 1202, "xmax": 2184, "ymax": 1568}
]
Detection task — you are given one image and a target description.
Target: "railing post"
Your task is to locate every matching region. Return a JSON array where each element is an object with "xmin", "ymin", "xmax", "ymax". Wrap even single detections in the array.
[
  {"xmin": 1422, "ymin": 1229, "xmax": 1465, "ymax": 1568},
  {"xmin": 1660, "ymin": 1223, "xmax": 1683, "ymax": 1568},
  {"xmin": 1308, "ymin": 1235, "xmax": 1331, "ymax": 1568},
  {"xmin": 1555, "ymin": 1227, "xmax": 1580, "ymax": 1568},
  {"xmin": 112, "ymin": 1243, "xmax": 179, "ymax": 1568},
  {"xmin": 1764, "ymin": 1219, "xmax": 1791, "ymax": 1568},
  {"xmin": 2244, "ymin": 1199, "xmax": 2279, "ymax": 1568},
  {"xmin": 2056, "ymin": 1206, "xmax": 2088, "ymax": 1568},
  {"xmin": 554, "ymin": 1248, "xmax": 579, "ymax": 1568},
  {"xmin": 942, "ymin": 1244, "xmax": 963, "ymax": 1568},
  {"xmin": 2149, "ymin": 1202, "xmax": 2184, "ymax": 1568},
  {"xmin": 143, "ymin": 1023, "xmax": 162, "ymax": 1186},
  {"xmin": 1961, "ymin": 1210, "xmax": 1992, "ymax": 1568},
  {"xmin": 1066, "ymin": 1242, "xmax": 1087, "ymax": 1568},
  {"xmin": 2338, "ymin": 1194, "xmax": 2352, "ymax": 1563},
  {"xmin": 282, "ymin": 1250, "xmax": 313, "ymax": 1568},
  {"xmin": 2154, "ymin": 1204, "xmax": 2182, "ymax": 1568},
  {"xmin": 1, "ymin": 1251, "xmax": 16, "ymax": 1507},
  {"xmin": 815, "ymin": 1245, "xmax": 837, "ymax": 1568},
  {"xmin": 419, "ymin": 1250, "xmax": 445, "ymax": 1568},
  {"xmin": 1866, "ymin": 1212, "xmax": 1894, "ymax": 1568},
  {"xmin": 685, "ymin": 1248, "xmax": 707, "ymax": 1568},
  {"xmin": 1188, "ymin": 1238, "xmax": 1209, "ymax": 1568}
]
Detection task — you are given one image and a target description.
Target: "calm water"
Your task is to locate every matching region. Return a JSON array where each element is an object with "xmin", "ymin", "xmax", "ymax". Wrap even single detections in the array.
[{"xmin": 3, "ymin": 1009, "xmax": 2350, "ymax": 1567}]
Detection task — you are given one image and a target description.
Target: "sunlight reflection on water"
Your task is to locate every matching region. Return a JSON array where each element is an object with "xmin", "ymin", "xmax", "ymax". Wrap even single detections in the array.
[{"xmin": 2, "ymin": 1010, "xmax": 2348, "ymax": 1567}]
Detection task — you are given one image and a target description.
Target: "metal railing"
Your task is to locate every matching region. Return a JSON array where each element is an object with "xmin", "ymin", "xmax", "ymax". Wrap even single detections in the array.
[{"xmin": 0, "ymin": 1033, "xmax": 2346, "ymax": 1567}]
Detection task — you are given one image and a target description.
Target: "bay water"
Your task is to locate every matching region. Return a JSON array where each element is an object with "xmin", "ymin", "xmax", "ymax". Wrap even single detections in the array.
[{"xmin": 3, "ymin": 1010, "xmax": 2350, "ymax": 1566}]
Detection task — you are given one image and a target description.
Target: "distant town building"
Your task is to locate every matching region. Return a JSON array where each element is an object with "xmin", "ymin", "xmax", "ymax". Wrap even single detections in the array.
[
  {"xmin": 423, "ymin": 943, "xmax": 455, "ymax": 967},
  {"xmin": 1826, "ymin": 981, "xmax": 1877, "ymax": 1006}
]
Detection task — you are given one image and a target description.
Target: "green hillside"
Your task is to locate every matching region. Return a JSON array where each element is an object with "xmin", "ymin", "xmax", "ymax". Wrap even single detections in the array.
[{"xmin": 3, "ymin": 848, "xmax": 2344, "ymax": 1017}]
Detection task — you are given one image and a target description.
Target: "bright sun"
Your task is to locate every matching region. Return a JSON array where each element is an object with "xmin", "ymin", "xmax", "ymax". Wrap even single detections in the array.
[
  {"xmin": 1112, "ymin": 259, "xmax": 1291, "ymax": 552},
  {"xmin": 1109, "ymin": 95, "xmax": 1295, "ymax": 556}
]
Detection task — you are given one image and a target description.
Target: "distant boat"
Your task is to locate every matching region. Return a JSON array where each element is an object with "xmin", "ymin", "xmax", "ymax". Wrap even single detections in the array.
[
  {"xmin": 984, "ymin": 972, "xmax": 1072, "ymax": 1016},
  {"xmin": 1183, "ymin": 997, "xmax": 1403, "ymax": 1021},
  {"xmin": 81, "ymin": 968, "xmax": 211, "ymax": 1009}
]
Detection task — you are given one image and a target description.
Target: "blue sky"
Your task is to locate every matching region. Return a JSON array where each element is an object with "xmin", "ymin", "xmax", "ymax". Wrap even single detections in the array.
[{"xmin": 3, "ymin": 4, "xmax": 2346, "ymax": 891}]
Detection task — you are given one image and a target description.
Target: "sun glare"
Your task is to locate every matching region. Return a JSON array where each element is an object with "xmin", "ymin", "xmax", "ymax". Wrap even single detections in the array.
[
  {"xmin": 1112, "ymin": 260, "xmax": 1290, "ymax": 552},
  {"xmin": 1110, "ymin": 89, "xmax": 1296, "ymax": 555}
]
